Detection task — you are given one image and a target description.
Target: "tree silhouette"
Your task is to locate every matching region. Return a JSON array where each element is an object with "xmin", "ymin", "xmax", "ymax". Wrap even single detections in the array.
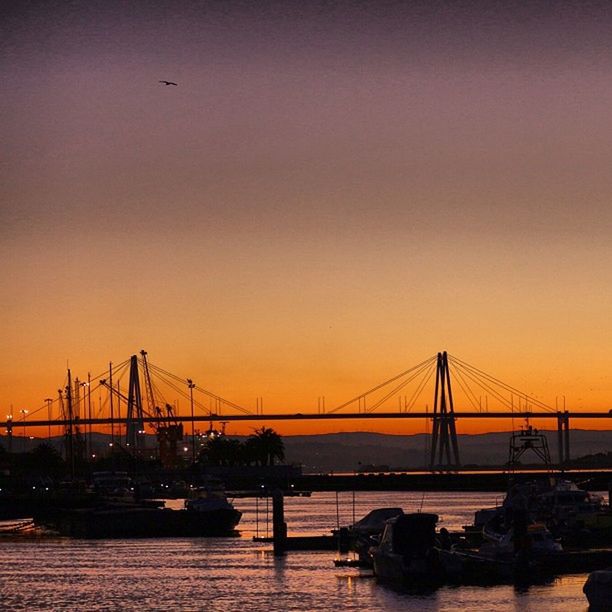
[
  {"xmin": 201, "ymin": 436, "xmax": 242, "ymax": 466},
  {"xmin": 247, "ymin": 427, "xmax": 285, "ymax": 466}
]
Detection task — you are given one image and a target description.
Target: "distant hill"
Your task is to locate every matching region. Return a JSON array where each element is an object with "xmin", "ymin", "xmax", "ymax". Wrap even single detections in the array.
[
  {"xmin": 2, "ymin": 429, "xmax": 610, "ymax": 473},
  {"xmin": 282, "ymin": 430, "xmax": 612, "ymax": 472}
]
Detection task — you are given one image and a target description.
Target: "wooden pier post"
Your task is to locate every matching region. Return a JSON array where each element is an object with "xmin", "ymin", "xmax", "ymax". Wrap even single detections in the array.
[
  {"xmin": 272, "ymin": 489, "xmax": 287, "ymax": 556},
  {"xmin": 563, "ymin": 411, "xmax": 570, "ymax": 463},
  {"xmin": 557, "ymin": 414, "xmax": 564, "ymax": 465}
]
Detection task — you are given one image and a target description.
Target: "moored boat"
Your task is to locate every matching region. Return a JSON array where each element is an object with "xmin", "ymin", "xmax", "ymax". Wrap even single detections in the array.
[
  {"xmin": 35, "ymin": 502, "xmax": 241, "ymax": 538},
  {"xmin": 334, "ymin": 507, "xmax": 404, "ymax": 567},
  {"xmin": 371, "ymin": 513, "xmax": 443, "ymax": 586},
  {"xmin": 583, "ymin": 567, "xmax": 612, "ymax": 610},
  {"xmin": 34, "ymin": 484, "xmax": 242, "ymax": 538}
]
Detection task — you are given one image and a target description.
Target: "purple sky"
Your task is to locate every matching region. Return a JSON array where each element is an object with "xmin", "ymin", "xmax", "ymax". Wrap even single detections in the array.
[{"xmin": 3, "ymin": 1, "xmax": 612, "ymax": 423}]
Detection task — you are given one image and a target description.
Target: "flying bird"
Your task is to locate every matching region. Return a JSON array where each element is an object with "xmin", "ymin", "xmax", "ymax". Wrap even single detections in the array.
[{"xmin": 159, "ymin": 80, "xmax": 178, "ymax": 86}]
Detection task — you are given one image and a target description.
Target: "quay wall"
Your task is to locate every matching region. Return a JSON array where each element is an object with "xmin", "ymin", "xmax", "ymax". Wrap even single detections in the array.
[{"xmin": 294, "ymin": 470, "xmax": 612, "ymax": 493}]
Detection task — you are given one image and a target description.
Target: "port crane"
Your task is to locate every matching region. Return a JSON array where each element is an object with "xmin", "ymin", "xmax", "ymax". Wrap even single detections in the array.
[{"xmin": 99, "ymin": 352, "xmax": 184, "ymax": 467}]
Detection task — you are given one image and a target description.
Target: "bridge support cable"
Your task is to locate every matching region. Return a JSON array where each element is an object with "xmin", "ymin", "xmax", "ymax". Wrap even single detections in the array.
[
  {"xmin": 404, "ymin": 360, "xmax": 438, "ymax": 413},
  {"xmin": 366, "ymin": 358, "xmax": 438, "ymax": 413},
  {"xmin": 448, "ymin": 362, "xmax": 515, "ymax": 412},
  {"xmin": 8, "ymin": 358, "xmax": 132, "ymax": 448},
  {"xmin": 143, "ymin": 359, "xmax": 252, "ymax": 415},
  {"xmin": 447, "ymin": 354, "xmax": 555, "ymax": 413},
  {"xmin": 430, "ymin": 351, "xmax": 460, "ymax": 469},
  {"xmin": 328, "ymin": 354, "xmax": 438, "ymax": 414},
  {"xmin": 447, "ymin": 364, "xmax": 484, "ymax": 413},
  {"xmin": 448, "ymin": 353, "xmax": 567, "ymax": 467}
]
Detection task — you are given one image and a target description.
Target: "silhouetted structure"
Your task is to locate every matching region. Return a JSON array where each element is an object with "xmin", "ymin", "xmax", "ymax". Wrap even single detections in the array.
[
  {"xmin": 508, "ymin": 423, "xmax": 551, "ymax": 466},
  {"xmin": 429, "ymin": 352, "xmax": 460, "ymax": 468}
]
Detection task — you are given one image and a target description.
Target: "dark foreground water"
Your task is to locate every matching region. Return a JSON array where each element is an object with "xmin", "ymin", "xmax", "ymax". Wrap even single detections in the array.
[{"xmin": 0, "ymin": 491, "xmax": 591, "ymax": 611}]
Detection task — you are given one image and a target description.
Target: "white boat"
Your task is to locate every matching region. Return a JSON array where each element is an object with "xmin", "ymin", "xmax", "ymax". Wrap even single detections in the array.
[
  {"xmin": 185, "ymin": 483, "xmax": 240, "ymax": 516},
  {"xmin": 480, "ymin": 521, "xmax": 563, "ymax": 557}
]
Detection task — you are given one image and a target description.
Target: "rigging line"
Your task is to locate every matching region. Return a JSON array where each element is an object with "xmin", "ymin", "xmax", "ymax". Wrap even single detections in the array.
[
  {"xmin": 143, "ymin": 365, "xmax": 211, "ymax": 414},
  {"xmin": 90, "ymin": 357, "xmax": 132, "ymax": 385},
  {"xmin": 367, "ymin": 359, "xmax": 436, "ymax": 412},
  {"xmin": 192, "ymin": 389, "xmax": 251, "ymax": 415},
  {"xmin": 448, "ymin": 364, "xmax": 482, "ymax": 413},
  {"xmin": 24, "ymin": 389, "xmax": 78, "ymax": 417},
  {"xmin": 152, "ymin": 375, "xmax": 190, "ymax": 410},
  {"xmin": 158, "ymin": 377, "xmax": 211, "ymax": 415},
  {"xmin": 23, "ymin": 402, "xmax": 49, "ymax": 419},
  {"xmin": 450, "ymin": 365, "xmax": 516, "ymax": 411},
  {"xmin": 328, "ymin": 354, "xmax": 438, "ymax": 414},
  {"xmin": 405, "ymin": 361, "xmax": 437, "ymax": 412},
  {"xmin": 145, "ymin": 361, "xmax": 252, "ymax": 414},
  {"xmin": 154, "ymin": 370, "xmax": 212, "ymax": 416},
  {"xmin": 94, "ymin": 384, "xmax": 110, "ymax": 418},
  {"xmin": 86, "ymin": 381, "xmax": 105, "ymax": 419},
  {"xmin": 148, "ymin": 375, "xmax": 169, "ymax": 410},
  {"xmin": 448, "ymin": 354, "xmax": 555, "ymax": 412}
]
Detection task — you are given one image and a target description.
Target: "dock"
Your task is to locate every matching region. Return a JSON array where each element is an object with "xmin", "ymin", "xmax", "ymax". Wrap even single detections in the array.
[
  {"xmin": 227, "ymin": 490, "xmax": 311, "ymax": 498},
  {"xmin": 253, "ymin": 535, "xmax": 340, "ymax": 551}
]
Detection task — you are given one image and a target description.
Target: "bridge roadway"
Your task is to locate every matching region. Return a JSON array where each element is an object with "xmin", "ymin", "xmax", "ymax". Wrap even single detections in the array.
[{"xmin": 2, "ymin": 410, "xmax": 611, "ymax": 429}]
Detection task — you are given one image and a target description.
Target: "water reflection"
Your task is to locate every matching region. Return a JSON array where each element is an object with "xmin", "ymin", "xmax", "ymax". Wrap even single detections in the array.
[{"xmin": 0, "ymin": 492, "xmax": 591, "ymax": 611}]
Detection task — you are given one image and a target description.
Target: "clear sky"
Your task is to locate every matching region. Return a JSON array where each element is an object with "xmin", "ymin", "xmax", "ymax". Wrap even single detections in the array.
[{"xmin": 2, "ymin": 1, "xmax": 612, "ymax": 436}]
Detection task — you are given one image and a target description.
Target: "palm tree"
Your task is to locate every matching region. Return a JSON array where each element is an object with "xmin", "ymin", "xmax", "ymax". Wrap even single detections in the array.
[
  {"xmin": 247, "ymin": 427, "xmax": 285, "ymax": 466},
  {"xmin": 201, "ymin": 436, "xmax": 243, "ymax": 466}
]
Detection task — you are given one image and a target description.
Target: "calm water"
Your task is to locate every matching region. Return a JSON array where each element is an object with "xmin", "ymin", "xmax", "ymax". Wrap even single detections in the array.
[{"xmin": 0, "ymin": 492, "xmax": 591, "ymax": 611}]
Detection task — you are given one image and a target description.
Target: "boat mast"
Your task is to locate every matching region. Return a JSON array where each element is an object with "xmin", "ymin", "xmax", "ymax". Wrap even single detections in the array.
[{"xmin": 66, "ymin": 368, "xmax": 75, "ymax": 479}]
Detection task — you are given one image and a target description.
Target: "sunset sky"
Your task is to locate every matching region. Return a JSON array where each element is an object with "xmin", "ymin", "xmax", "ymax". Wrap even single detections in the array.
[{"xmin": 2, "ymin": 1, "xmax": 612, "ymax": 436}]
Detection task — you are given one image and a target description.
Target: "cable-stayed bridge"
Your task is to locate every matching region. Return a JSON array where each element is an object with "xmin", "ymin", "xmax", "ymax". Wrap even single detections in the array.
[{"xmin": 2, "ymin": 350, "xmax": 611, "ymax": 469}]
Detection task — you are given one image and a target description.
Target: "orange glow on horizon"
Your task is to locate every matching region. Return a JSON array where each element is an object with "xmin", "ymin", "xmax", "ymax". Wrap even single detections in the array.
[
  {"xmin": 9, "ymin": 415, "xmax": 612, "ymax": 442},
  {"xmin": 3, "ymin": 4, "xmax": 612, "ymax": 442}
]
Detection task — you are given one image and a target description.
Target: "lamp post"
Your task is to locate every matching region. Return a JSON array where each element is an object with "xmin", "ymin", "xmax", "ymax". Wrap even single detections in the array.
[
  {"xmin": 6, "ymin": 413, "xmax": 13, "ymax": 453},
  {"xmin": 80, "ymin": 382, "xmax": 89, "ymax": 459},
  {"xmin": 44, "ymin": 398, "xmax": 53, "ymax": 441},
  {"xmin": 19, "ymin": 409, "xmax": 28, "ymax": 452},
  {"xmin": 187, "ymin": 379, "xmax": 196, "ymax": 463}
]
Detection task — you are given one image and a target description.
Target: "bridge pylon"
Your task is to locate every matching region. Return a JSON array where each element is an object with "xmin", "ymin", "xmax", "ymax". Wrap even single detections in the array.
[
  {"xmin": 126, "ymin": 355, "xmax": 145, "ymax": 452},
  {"xmin": 429, "ymin": 351, "xmax": 461, "ymax": 469}
]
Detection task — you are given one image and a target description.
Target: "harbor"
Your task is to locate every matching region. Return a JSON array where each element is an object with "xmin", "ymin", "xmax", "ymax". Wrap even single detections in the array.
[
  {"xmin": 0, "ymin": 351, "xmax": 610, "ymax": 608},
  {"xmin": 0, "ymin": 490, "xmax": 607, "ymax": 611}
]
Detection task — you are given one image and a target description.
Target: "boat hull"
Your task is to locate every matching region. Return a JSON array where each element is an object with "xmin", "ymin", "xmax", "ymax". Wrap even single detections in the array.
[{"xmin": 35, "ymin": 506, "xmax": 242, "ymax": 538}]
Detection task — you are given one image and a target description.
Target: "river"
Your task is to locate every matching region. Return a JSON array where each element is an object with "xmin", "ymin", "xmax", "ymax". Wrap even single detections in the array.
[{"xmin": 0, "ymin": 491, "xmax": 592, "ymax": 611}]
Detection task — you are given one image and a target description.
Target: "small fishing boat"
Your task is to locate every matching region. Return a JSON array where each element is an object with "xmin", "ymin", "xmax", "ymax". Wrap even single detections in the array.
[
  {"xmin": 35, "ymin": 500, "xmax": 241, "ymax": 538},
  {"xmin": 464, "ymin": 476, "xmax": 610, "ymax": 547},
  {"xmin": 370, "ymin": 513, "xmax": 443, "ymax": 585},
  {"xmin": 334, "ymin": 507, "xmax": 404, "ymax": 567},
  {"xmin": 440, "ymin": 520, "xmax": 562, "ymax": 584},
  {"xmin": 34, "ymin": 484, "xmax": 242, "ymax": 538},
  {"xmin": 480, "ymin": 521, "xmax": 563, "ymax": 557}
]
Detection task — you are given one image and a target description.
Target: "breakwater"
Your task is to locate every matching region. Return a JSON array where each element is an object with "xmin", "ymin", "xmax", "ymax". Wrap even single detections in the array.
[{"xmin": 295, "ymin": 469, "xmax": 612, "ymax": 492}]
